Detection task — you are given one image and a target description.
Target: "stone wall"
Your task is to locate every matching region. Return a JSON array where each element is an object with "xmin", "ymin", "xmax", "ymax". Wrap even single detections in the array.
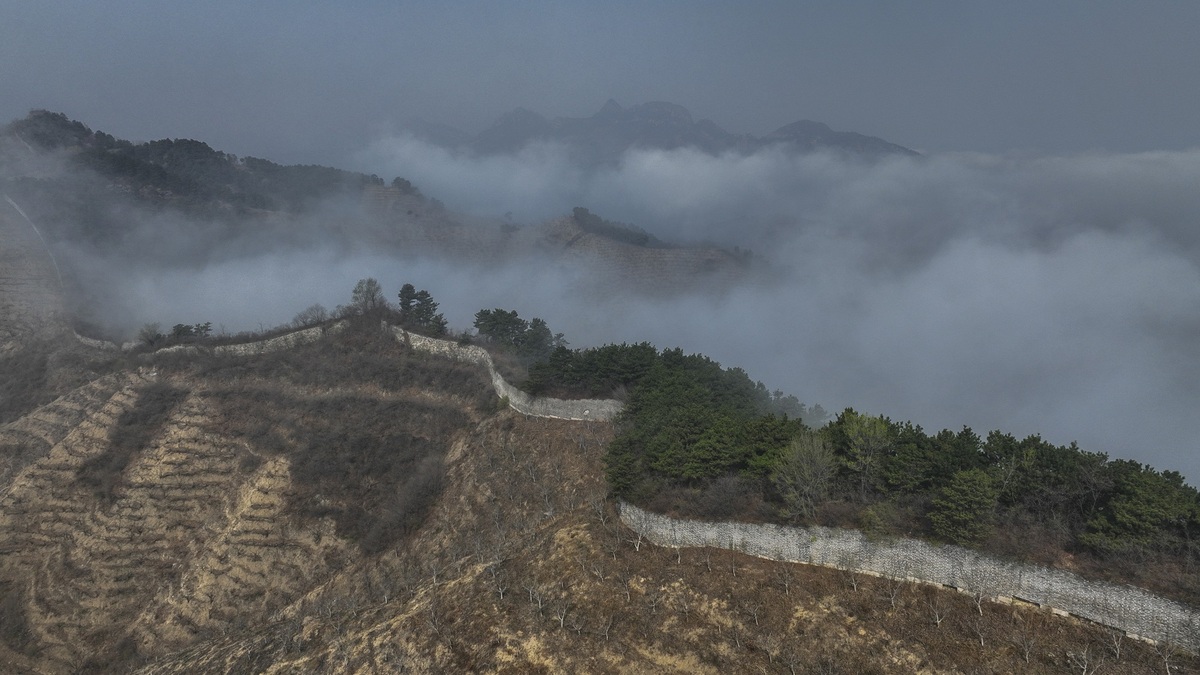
[
  {"xmin": 392, "ymin": 326, "xmax": 623, "ymax": 422},
  {"xmin": 149, "ymin": 322, "xmax": 348, "ymax": 358},
  {"xmin": 101, "ymin": 320, "xmax": 621, "ymax": 421},
  {"xmin": 73, "ymin": 334, "xmax": 119, "ymax": 351},
  {"xmin": 77, "ymin": 315, "xmax": 1199, "ymax": 649},
  {"xmin": 619, "ymin": 502, "xmax": 1200, "ymax": 650}
]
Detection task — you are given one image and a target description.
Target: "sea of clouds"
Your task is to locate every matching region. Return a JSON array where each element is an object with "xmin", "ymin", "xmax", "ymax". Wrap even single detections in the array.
[{"xmin": 35, "ymin": 135, "xmax": 1200, "ymax": 481}]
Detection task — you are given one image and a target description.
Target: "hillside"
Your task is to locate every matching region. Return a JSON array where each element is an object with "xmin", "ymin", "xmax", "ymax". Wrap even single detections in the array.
[
  {"xmin": 0, "ymin": 323, "xmax": 1195, "ymax": 673},
  {"xmin": 0, "ymin": 324, "xmax": 496, "ymax": 671}
]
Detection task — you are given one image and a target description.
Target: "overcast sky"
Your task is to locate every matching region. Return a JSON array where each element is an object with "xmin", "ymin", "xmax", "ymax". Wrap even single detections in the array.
[{"xmin": 3, "ymin": 1, "xmax": 1200, "ymax": 165}]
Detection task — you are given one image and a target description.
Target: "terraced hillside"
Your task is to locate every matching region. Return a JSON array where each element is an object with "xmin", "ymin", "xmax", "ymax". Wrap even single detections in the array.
[
  {"xmin": 131, "ymin": 396, "xmax": 1195, "ymax": 674},
  {"xmin": 0, "ymin": 324, "xmax": 1191, "ymax": 673},
  {"xmin": 0, "ymin": 326, "xmax": 497, "ymax": 672}
]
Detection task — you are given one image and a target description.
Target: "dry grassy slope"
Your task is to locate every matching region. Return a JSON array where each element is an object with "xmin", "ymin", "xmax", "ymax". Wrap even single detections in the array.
[
  {"xmin": 0, "ymin": 332, "xmax": 495, "ymax": 673},
  {"xmin": 0, "ymin": 371, "xmax": 135, "ymax": 484},
  {"xmin": 129, "ymin": 410, "xmax": 1196, "ymax": 674},
  {"xmin": 0, "ymin": 374, "xmax": 343, "ymax": 671},
  {"xmin": 1, "ymin": 331, "xmax": 1196, "ymax": 674}
]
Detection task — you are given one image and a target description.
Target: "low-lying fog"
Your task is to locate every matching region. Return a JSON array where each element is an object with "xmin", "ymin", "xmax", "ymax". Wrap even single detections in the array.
[{"xmin": 52, "ymin": 140, "xmax": 1200, "ymax": 483}]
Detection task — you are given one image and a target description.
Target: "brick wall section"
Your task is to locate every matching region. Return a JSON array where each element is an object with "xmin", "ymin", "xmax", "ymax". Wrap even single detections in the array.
[
  {"xmin": 619, "ymin": 502, "xmax": 1200, "ymax": 650},
  {"xmin": 109, "ymin": 321, "xmax": 622, "ymax": 422},
  {"xmin": 148, "ymin": 322, "xmax": 349, "ymax": 357},
  {"xmin": 392, "ymin": 326, "xmax": 623, "ymax": 422}
]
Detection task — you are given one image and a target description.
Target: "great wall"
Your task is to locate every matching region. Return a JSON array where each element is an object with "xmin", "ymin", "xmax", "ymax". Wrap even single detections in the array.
[
  {"xmin": 43, "ymin": 316, "xmax": 1200, "ymax": 652},
  {"xmin": 618, "ymin": 502, "xmax": 1200, "ymax": 651},
  {"xmin": 388, "ymin": 325, "xmax": 623, "ymax": 422}
]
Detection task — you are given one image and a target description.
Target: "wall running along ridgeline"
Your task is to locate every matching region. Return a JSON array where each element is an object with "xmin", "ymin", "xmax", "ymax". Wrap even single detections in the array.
[
  {"xmin": 151, "ymin": 322, "xmax": 350, "ymax": 357},
  {"xmin": 619, "ymin": 502, "xmax": 1200, "ymax": 650},
  {"xmin": 97, "ymin": 320, "xmax": 1196, "ymax": 650},
  {"xmin": 391, "ymin": 325, "xmax": 622, "ymax": 422}
]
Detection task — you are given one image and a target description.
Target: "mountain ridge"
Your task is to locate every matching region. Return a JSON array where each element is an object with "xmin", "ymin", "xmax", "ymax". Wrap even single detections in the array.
[
  {"xmin": 404, "ymin": 99, "xmax": 919, "ymax": 163},
  {"xmin": 0, "ymin": 322, "xmax": 1188, "ymax": 672}
]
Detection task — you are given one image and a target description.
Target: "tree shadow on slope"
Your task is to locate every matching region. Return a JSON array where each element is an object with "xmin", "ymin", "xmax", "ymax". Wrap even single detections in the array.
[
  {"xmin": 77, "ymin": 381, "xmax": 188, "ymax": 504},
  {"xmin": 172, "ymin": 326, "xmax": 495, "ymax": 554}
]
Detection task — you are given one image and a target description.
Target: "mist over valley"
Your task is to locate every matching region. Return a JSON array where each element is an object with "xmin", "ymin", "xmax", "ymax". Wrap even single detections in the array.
[{"xmin": 4, "ymin": 103, "xmax": 1198, "ymax": 484}]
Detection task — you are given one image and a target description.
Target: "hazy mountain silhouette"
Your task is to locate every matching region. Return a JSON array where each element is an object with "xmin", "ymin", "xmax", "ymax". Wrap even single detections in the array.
[{"xmin": 404, "ymin": 99, "xmax": 918, "ymax": 163}]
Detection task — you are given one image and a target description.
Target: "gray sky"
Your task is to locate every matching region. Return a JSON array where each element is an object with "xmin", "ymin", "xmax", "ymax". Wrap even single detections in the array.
[{"xmin": 3, "ymin": 1, "xmax": 1200, "ymax": 165}]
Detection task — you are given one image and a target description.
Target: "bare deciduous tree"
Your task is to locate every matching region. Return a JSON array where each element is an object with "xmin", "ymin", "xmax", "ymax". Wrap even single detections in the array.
[
  {"xmin": 615, "ymin": 569, "xmax": 633, "ymax": 602},
  {"xmin": 588, "ymin": 494, "xmax": 610, "ymax": 525},
  {"xmin": 1154, "ymin": 640, "xmax": 1181, "ymax": 674},
  {"xmin": 598, "ymin": 613, "xmax": 615, "ymax": 641},
  {"xmin": 924, "ymin": 589, "xmax": 949, "ymax": 628},
  {"xmin": 1104, "ymin": 627, "xmax": 1124, "ymax": 663},
  {"xmin": 553, "ymin": 600, "xmax": 572, "ymax": 629},
  {"xmin": 645, "ymin": 589, "xmax": 663, "ymax": 614},
  {"xmin": 524, "ymin": 583, "xmax": 546, "ymax": 617},
  {"xmin": 1010, "ymin": 611, "xmax": 1045, "ymax": 665},
  {"xmin": 742, "ymin": 600, "xmax": 763, "ymax": 627},
  {"xmin": 486, "ymin": 565, "xmax": 507, "ymax": 600},
  {"xmin": 1066, "ymin": 644, "xmax": 1103, "ymax": 675},
  {"xmin": 773, "ymin": 561, "xmax": 795, "ymax": 596},
  {"xmin": 881, "ymin": 575, "xmax": 906, "ymax": 611}
]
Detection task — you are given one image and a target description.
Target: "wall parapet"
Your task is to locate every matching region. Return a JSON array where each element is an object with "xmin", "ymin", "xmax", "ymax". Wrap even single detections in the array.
[
  {"xmin": 619, "ymin": 501, "xmax": 1200, "ymax": 651},
  {"xmin": 100, "ymin": 319, "xmax": 620, "ymax": 421},
  {"xmin": 143, "ymin": 322, "xmax": 348, "ymax": 358},
  {"xmin": 391, "ymin": 325, "xmax": 623, "ymax": 422}
]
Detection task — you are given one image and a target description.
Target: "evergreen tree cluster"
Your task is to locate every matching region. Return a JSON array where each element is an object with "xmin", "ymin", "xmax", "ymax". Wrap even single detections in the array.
[
  {"xmin": 472, "ymin": 309, "xmax": 565, "ymax": 361},
  {"xmin": 397, "ymin": 284, "xmax": 448, "ymax": 336},
  {"xmin": 525, "ymin": 342, "xmax": 659, "ymax": 397},
  {"xmin": 528, "ymin": 340, "xmax": 1199, "ymax": 586},
  {"xmin": 336, "ymin": 278, "xmax": 447, "ymax": 336}
]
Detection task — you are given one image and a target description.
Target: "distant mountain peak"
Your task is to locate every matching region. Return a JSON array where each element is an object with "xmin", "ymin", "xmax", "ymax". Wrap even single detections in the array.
[
  {"xmin": 401, "ymin": 117, "xmax": 472, "ymax": 147},
  {"xmin": 472, "ymin": 107, "xmax": 554, "ymax": 154},
  {"xmin": 499, "ymin": 106, "xmax": 546, "ymax": 122},
  {"xmin": 766, "ymin": 119, "xmax": 918, "ymax": 156},
  {"xmin": 594, "ymin": 98, "xmax": 624, "ymax": 119},
  {"xmin": 626, "ymin": 101, "xmax": 693, "ymax": 125},
  {"xmin": 776, "ymin": 119, "xmax": 833, "ymax": 135},
  {"xmin": 425, "ymin": 100, "xmax": 917, "ymax": 162}
]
